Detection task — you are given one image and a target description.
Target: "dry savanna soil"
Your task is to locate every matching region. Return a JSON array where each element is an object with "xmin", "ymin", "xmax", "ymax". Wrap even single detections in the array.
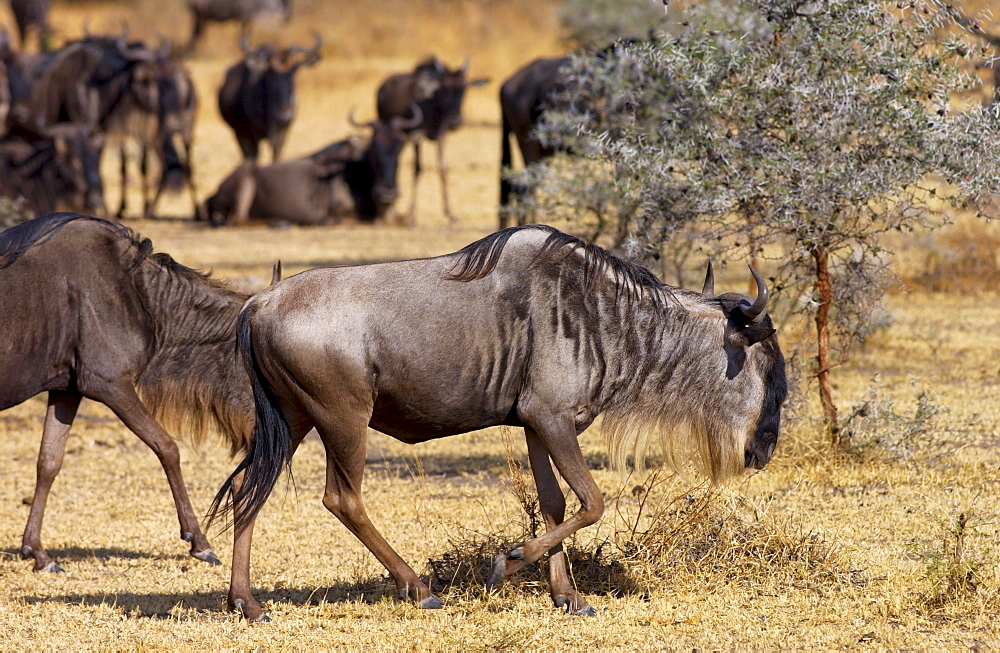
[{"xmin": 0, "ymin": 1, "xmax": 998, "ymax": 650}]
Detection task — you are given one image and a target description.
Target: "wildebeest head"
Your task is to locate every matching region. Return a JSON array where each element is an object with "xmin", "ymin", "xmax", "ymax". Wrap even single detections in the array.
[
  {"xmin": 384, "ymin": 56, "xmax": 489, "ymax": 140},
  {"xmin": 240, "ymin": 32, "xmax": 321, "ymax": 128},
  {"xmin": 702, "ymin": 263, "xmax": 786, "ymax": 472},
  {"xmin": 348, "ymin": 105, "xmax": 423, "ymax": 209}
]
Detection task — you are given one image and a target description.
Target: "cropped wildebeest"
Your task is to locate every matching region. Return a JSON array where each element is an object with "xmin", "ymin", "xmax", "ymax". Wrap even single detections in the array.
[
  {"xmin": 209, "ymin": 225, "xmax": 787, "ymax": 621},
  {"xmin": 499, "ymin": 40, "xmax": 648, "ymax": 229},
  {"xmin": 218, "ymin": 33, "xmax": 322, "ymax": 163},
  {"xmin": 204, "ymin": 108, "xmax": 420, "ymax": 225},
  {"xmin": 499, "ymin": 56, "xmax": 569, "ymax": 227},
  {"xmin": 185, "ymin": 0, "xmax": 291, "ymax": 54},
  {"xmin": 0, "ymin": 212, "xmax": 258, "ymax": 572},
  {"xmin": 0, "ymin": 123, "xmax": 106, "ymax": 216},
  {"xmin": 376, "ymin": 55, "xmax": 488, "ymax": 223},
  {"xmin": 10, "ymin": 0, "xmax": 52, "ymax": 52}
]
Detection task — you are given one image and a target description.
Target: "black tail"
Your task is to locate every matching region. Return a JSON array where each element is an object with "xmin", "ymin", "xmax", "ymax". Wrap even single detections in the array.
[
  {"xmin": 499, "ymin": 100, "xmax": 514, "ymax": 227},
  {"xmin": 207, "ymin": 305, "xmax": 292, "ymax": 535}
]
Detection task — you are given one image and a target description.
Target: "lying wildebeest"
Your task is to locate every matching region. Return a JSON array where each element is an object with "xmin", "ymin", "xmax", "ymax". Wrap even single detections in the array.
[
  {"xmin": 218, "ymin": 33, "xmax": 322, "ymax": 163},
  {"xmin": 10, "ymin": 0, "xmax": 52, "ymax": 52},
  {"xmin": 209, "ymin": 225, "xmax": 787, "ymax": 621},
  {"xmin": 186, "ymin": 0, "xmax": 291, "ymax": 54},
  {"xmin": 204, "ymin": 108, "xmax": 420, "ymax": 225},
  {"xmin": 0, "ymin": 212, "xmax": 259, "ymax": 572},
  {"xmin": 376, "ymin": 56, "xmax": 488, "ymax": 224},
  {"xmin": 0, "ymin": 123, "xmax": 106, "ymax": 216}
]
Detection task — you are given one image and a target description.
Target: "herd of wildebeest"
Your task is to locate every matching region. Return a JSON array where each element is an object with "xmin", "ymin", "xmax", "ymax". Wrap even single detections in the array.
[
  {"xmin": 0, "ymin": 0, "xmax": 574, "ymax": 229},
  {"xmin": 0, "ymin": 0, "xmax": 788, "ymax": 622}
]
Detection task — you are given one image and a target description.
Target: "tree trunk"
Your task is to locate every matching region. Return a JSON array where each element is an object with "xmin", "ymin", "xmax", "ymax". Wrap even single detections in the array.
[{"xmin": 811, "ymin": 245, "xmax": 840, "ymax": 446}]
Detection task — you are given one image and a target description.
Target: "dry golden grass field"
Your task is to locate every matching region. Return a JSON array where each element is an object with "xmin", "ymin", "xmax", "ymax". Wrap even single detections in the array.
[{"xmin": 0, "ymin": 1, "xmax": 999, "ymax": 650}]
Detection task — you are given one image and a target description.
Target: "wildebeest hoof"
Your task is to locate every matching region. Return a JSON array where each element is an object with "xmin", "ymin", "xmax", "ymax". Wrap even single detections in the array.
[
  {"xmin": 507, "ymin": 546, "xmax": 524, "ymax": 560},
  {"xmin": 418, "ymin": 595, "xmax": 443, "ymax": 609},
  {"xmin": 232, "ymin": 599, "xmax": 270, "ymax": 623},
  {"xmin": 572, "ymin": 605, "xmax": 597, "ymax": 617},
  {"xmin": 38, "ymin": 561, "xmax": 65, "ymax": 573},
  {"xmin": 485, "ymin": 553, "xmax": 507, "ymax": 589},
  {"xmin": 192, "ymin": 548, "xmax": 222, "ymax": 565}
]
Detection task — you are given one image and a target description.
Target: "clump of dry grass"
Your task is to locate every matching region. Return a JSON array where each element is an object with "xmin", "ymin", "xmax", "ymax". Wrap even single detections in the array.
[
  {"xmin": 427, "ymin": 456, "xmax": 857, "ymax": 607},
  {"xmin": 916, "ymin": 510, "xmax": 1000, "ymax": 618}
]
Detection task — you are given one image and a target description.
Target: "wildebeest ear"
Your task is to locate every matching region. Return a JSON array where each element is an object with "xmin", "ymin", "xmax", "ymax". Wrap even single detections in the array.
[
  {"xmin": 724, "ymin": 322, "xmax": 776, "ymax": 349},
  {"xmin": 270, "ymin": 261, "xmax": 282, "ymax": 286}
]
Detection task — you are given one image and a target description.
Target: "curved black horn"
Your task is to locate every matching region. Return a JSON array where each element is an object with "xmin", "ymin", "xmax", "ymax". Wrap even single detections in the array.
[
  {"xmin": 287, "ymin": 29, "xmax": 323, "ymax": 61},
  {"xmin": 156, "ymin": 31, "xmax": 171, "ymax": 58},
  {"xmin": 82, "ymin": 18, "xmax": 92, "ymax": 38},
  {"xmin": 741, "ymin": 265, "xmax": 768, "ymax": 321},
  {"xmin": 239, "ymin": 33, "xmax": 254, "ymax": 57},
  {"xmin": 116, "ymin": 36, "xmax": 154, "ymax": 62},
  {"xmin": 702, "ymin": 261, "xmax": 714, "ymax": 297},
  {"xmin": 395, "ymin": 103, "xmax": 423, "ymax": 130},
  {"xmin": 347, "ymin": 107, "xmax": 376, "ymax": 129}
]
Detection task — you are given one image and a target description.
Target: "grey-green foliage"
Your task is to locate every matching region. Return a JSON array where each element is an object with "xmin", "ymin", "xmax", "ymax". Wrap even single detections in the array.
[
  {"xmin": 559, "ymin": 0, "xmax": 666, "ymax": 49},
  {"xmin": 529, "ymin": 0, "xmax": 1000, "ymax": 364}
]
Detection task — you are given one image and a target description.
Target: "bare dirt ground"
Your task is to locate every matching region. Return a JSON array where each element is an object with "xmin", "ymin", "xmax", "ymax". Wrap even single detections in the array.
[{"xmin": 0, "ymin": 1, "xmax": 998, "ymax": 650}]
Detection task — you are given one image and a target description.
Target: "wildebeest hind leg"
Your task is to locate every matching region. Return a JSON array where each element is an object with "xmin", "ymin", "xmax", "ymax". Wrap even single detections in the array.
[
  {"xmin": 486, "ymin": 415, "xmax": 603, "ymax": 615},
  {"xmin": 21, "ymin": 391, "xmax": 81, "ymax": 572},
  {"xmin": 524, "ymin": 427, "xmax": 595, "ymax": 615},
  {"xmin": 436, "ymin": 139, "xmax": 455, "ymax": 223},
  {"xmin": 97, "ymin": 383, "xmax": 220, "ymax": 565},
  {"xmin": 317, "ymin": 412, "xmax": 442, "ymax": 609},
  {"xmin": 227, "ymin": 425, "xmax": 311, "ymax": 622}
]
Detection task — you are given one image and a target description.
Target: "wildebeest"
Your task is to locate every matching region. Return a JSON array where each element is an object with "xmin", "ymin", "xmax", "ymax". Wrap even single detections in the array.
[
  {"xmin": 204, "ymin": 108, "xmax": 420, "ymax": 225},
  {"xmin": 0, "ymin": 123, "xmax": 106, "ymax": 216},
  {"xmin": 498, "ymin": 56, "xmax": 570, "ymax": 227},
  {"xmin": 218, "ymin": 33, "xmax": 322, "ymax": 163},
  {"xmin": 209, "ymin": 225, "xmax": 787, "ymax": 621},
  {"xmin": 376, "ymin": 56, "xmax": 488, "ymax": 224},
  {"xmin": 10, "ymin": 0, "xmax": 52, "ymax": 52},
  {"xmin": 0, "ymin": 212, "xmax": 257, "ymax": 572},
  {"xmin": 185, "ymin": 0, "xmax": 291, "ymax": 54}
]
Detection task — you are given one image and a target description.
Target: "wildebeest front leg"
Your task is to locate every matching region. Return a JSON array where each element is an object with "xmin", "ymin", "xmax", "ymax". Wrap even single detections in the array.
[
  {"xmin": 97, "ymin": 383, "xmax": 219, "ymax": 565},
  {"xmin": 20, "ymin": 391, "xmax": 81, "ymax": 572},
  {"xmin": 486, "ymin": 415, "xmax": 604, "ymax": 615},
  {"xmin": 318, "ymin": 413, "xmax": 442, "ymax": 609},
  {"xmin": 524, "ymin": 427, "xmax": 594, "ymax": 615},
  {"xmin": 405, "ymin": 139, "xmax": 421, "ymax": 226}
]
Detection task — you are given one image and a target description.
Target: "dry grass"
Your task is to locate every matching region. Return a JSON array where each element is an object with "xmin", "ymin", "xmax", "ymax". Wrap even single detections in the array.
[{"xmin": 0, "ymin": 0, "xmax": 999, "ymax": 650}]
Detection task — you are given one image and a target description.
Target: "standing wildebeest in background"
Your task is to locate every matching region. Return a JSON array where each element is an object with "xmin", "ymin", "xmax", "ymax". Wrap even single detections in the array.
[
  {"xmin": 0, "ymin": 123, "xmax": 106, "ymax": 216},
  {"xmin": 10, "ymin": 0, "xmax": 52, "ymax": 52},
  {"xmin": 218, "ymin": 33, "xmax": 322, "ymax": 163},
  {"xmin": 209, "ymin": 225, "xmax": 787, "ymax": 621},
  {"xmin": 376, "ymin": 56, "xmax": 488, "ymax": 224},
  {"xmin": 185, "ymin": 0, "xmax": 291, "ymax": 54},
  {"xmin": 118, "ymin": 46, "xmax": 201, "ymax": 219},
  {"xmin": 204, "ymin": 108, "xmax": 420, "ymax": 225},
  {"xmin": 499, "ymin": 56, "xmax": 569, "ymax": 227},
  {"xmin": 21, "ymin": 31, "xmax": 198, "ymax": 218},
  {"xmin": 0, "ymin": 213, "xmax": 258, "ymax": 572}
]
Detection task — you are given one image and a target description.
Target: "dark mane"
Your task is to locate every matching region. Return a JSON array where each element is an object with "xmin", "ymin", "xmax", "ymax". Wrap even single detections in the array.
[
  {"xmin": 448, "ymin": 225, "xmax": 674, "ymax": 305},
  {"xmin": 0, "ymin": 213, "xmax": 146, "ymax": 269}
]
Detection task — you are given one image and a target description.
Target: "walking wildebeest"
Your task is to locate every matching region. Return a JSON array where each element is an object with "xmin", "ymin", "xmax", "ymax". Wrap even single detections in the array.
[
  {"xmin": 10, "ymin": 0, "xmax": 52, "ymax": 52},
  {"xmin": 203, "ymin": 108, "xmax": 420, "ymax": 225},
  {"xmin": 0, "ymin": 212, "xmax": 258, "ymax": 572},
  {"xmin": 0, "ymin": 123, "xmax": 106, "ymax": 216},
  {"xmin": 209, "ymin": 225, "xmax": 787, "ymax": 621},
  {"xmin": 218, "ymin": 33, "xmax": 322, "ymax": 163},
  {"xmin": 185, "ymin": 0, "xmax": 291, "ymax": 54},
  {"xmin": 376, "ymin": 56, "xmax": 488, "ymax": 223}
]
